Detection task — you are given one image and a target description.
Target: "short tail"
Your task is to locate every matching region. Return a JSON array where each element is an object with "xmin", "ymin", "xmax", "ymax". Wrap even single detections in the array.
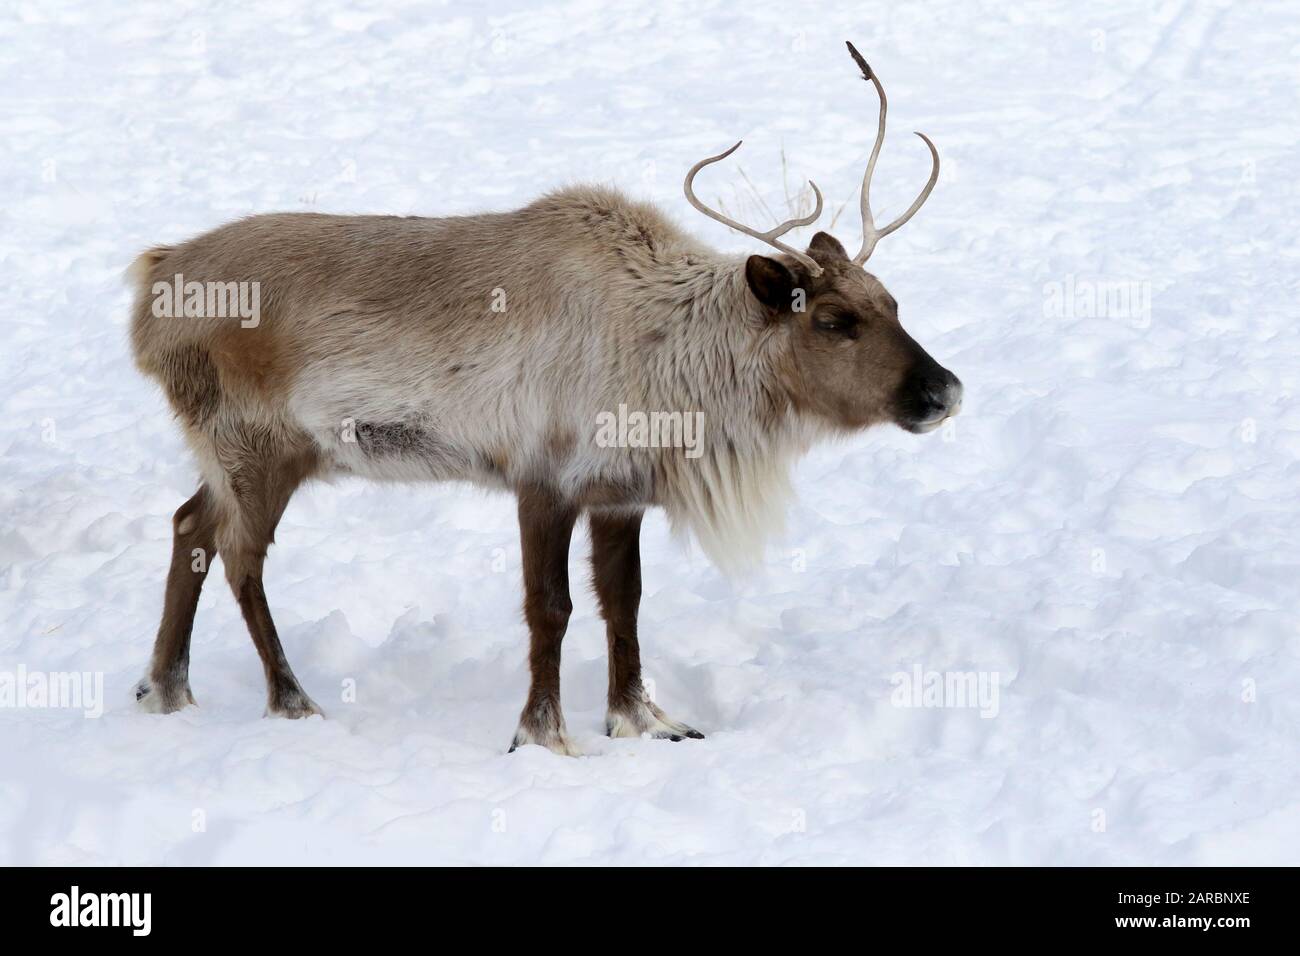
[
  {"xmin": 125, "ymin": 245, "xmax": 175, "ymax": 291},
  {"xmin": 126, "ymin": 246, "xmax": 177, "ymax": 376}
]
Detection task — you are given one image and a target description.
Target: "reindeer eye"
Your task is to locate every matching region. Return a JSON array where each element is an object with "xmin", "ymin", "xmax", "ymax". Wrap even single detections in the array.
[{"xmin": 814, "ymin": 312, "xmax": 859, "ymax": 337}]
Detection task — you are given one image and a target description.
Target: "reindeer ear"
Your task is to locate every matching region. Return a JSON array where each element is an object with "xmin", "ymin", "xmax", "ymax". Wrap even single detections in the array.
[
  {"xmin": 745, "ymin": 255, "xmax": 799, "ymax": 312},
  {"xmin": 807, "ymin": 232, "xmax": 848, "ymax": 261}
]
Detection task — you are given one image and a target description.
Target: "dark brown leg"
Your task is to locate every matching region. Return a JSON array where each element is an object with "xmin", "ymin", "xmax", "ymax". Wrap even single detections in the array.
[
  {"xmin": 216, "ymin": 442, "xmax": 321, "ymax": 718},
  {"xmin": 590, "ymin": 509, "xmax": 703, "ymax": 741},
  {"xmin": 510, "ymin": 484, "xmax": 579, "ymax": 755},
  {"xmin": 136, "ymin": 485, "xmax": 218, "ymax": 713},
  {"xmin": 589, "ymin": 510, "xmax": 643, "ymax": 712}
]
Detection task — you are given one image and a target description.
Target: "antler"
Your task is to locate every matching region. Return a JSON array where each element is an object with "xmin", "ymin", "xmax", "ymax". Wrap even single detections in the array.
[
  {"xmin": 683, "ymin": 141, "xmax": 826, "ymax": 276},
  {"xmin": 846, "ymin": 41, "xmax": 939, "ymax": 265}
]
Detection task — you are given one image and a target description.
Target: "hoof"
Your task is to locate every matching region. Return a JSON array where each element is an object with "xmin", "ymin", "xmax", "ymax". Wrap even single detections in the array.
[
  {"xmin": 509, "ymin": 698, "xmax": 580, "ymax": 756},
  {"xmin": 508, "ymin": 726, "xmax": 582, "ymax": 757},
  {"xmin": 134, "ymin": 675, "xmax": 195, "ymax": 714},
  {"xmin": 265, "ymin": 680, "xmax": 323, "ymax": 719},
  {"xmin": 607, "ymin": 689, "xmax": 703, "ymax": 741}
]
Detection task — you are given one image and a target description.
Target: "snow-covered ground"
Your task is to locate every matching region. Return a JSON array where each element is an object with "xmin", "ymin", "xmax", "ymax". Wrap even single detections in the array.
[{"xmin": 2, "ymin": 0, "xmax": 1298, "ymax": 865}]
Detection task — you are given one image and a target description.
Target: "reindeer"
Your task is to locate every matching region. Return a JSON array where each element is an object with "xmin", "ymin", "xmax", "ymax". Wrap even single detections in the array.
[{"xmin": 127, "ymin": 43, "xmax": 962, "ymax": 754}]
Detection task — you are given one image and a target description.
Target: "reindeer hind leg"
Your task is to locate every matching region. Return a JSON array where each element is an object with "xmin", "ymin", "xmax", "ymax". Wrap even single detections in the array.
[
  {"xmin": 136, "ymin": 484, "xmax": 219, "ymax": 713},
  {"xmin": 211, "ymin": 424, "xmax": 322, "ymax": 718}
]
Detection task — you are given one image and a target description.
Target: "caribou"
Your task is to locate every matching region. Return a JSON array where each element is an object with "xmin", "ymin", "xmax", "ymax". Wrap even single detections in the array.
[{"xmin": 128, "ymin": 42, "xmax": 962, "ymax": 754}]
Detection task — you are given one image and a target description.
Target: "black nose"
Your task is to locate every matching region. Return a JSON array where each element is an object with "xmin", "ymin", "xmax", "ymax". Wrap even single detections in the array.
[
  {"xmin": 907, "ymin": 367, "xmax": 963, "ymax": 427},
  {"xmin": 922, "ymin": 369, "xmax": 963, "ymax": 417}
]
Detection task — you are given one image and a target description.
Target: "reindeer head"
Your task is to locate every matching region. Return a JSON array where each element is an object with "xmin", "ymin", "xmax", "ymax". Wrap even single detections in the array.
[{"xmin": 684, "ymin": 42, "xmax": 962, "ymax": 435}]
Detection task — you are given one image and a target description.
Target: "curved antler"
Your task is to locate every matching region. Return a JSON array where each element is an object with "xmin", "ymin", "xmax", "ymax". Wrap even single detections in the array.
[
  {"xmin": 683, "ymin": 141, "xmax": 825, "ymax": 276},
  {"xmin": 846, "ymin": 41, "xmax": 939, "ymax": 265}
]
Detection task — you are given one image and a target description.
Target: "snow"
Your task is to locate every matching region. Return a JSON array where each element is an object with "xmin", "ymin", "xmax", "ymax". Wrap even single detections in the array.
[{"xmin": 2, "ymin": 0, "xmax": 1298, "ymax": 865}]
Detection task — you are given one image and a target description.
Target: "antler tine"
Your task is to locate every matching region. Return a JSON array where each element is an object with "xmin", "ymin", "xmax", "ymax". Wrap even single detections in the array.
[
  {"xmin": 683, "ymin": 141, "xmax": 825, "ymax": 276},
  {"xmin": 846, "ymin": 41, "xmax": 940, "ymax": 265}
]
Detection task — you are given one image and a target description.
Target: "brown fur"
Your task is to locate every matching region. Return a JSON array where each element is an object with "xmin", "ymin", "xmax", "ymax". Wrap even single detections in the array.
[
  {"xmin": 129, "ymin": 41, "xmax": 960, "ymax": 747},
  {"xmin": 510, "ymin": 484, "xmax": 580, "ymax": 753},
  {"xmin": 128, "ymin": 184, "xmax": 957, "ymax": 747},
  {"xmin": 590, "ymin": 511, "xmax": 644, "ymax": 714}
]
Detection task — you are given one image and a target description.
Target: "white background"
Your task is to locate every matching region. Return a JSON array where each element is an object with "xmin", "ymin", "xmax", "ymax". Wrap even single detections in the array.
[{"xmin": 1, "ymin": 0, "xmax": 1297, "ymax": 864}]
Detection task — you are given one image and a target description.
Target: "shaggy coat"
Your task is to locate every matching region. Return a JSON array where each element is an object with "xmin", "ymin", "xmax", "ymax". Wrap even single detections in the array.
[
  {"xmin": 127, "ymin": 44, "xmax": 962, "ymax": 753},
  {"xmin": 130, "ymin": 188, "xmax": 812, "ymax": 574}
]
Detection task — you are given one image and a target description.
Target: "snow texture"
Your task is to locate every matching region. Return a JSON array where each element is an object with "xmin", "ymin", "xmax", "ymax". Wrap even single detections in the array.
[{"xmin": 1, "ymin": 0, "xmax": 1297, "ymax": 865}]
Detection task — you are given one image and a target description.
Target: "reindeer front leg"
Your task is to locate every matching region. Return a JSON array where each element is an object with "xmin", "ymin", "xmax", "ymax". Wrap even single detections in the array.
[
  {"xmin": 509, "ymin": 485, "xmax": 580, "ymax": 756},
  {"xmin": 590, "ymin": 510, "xmax": 704, "ymax": 742}
]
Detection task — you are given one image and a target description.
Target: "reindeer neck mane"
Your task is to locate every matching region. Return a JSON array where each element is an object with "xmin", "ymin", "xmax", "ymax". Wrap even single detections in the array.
[{"xmin": 630, "ymin": 247, "xmax": 822, "ymax": 573}]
